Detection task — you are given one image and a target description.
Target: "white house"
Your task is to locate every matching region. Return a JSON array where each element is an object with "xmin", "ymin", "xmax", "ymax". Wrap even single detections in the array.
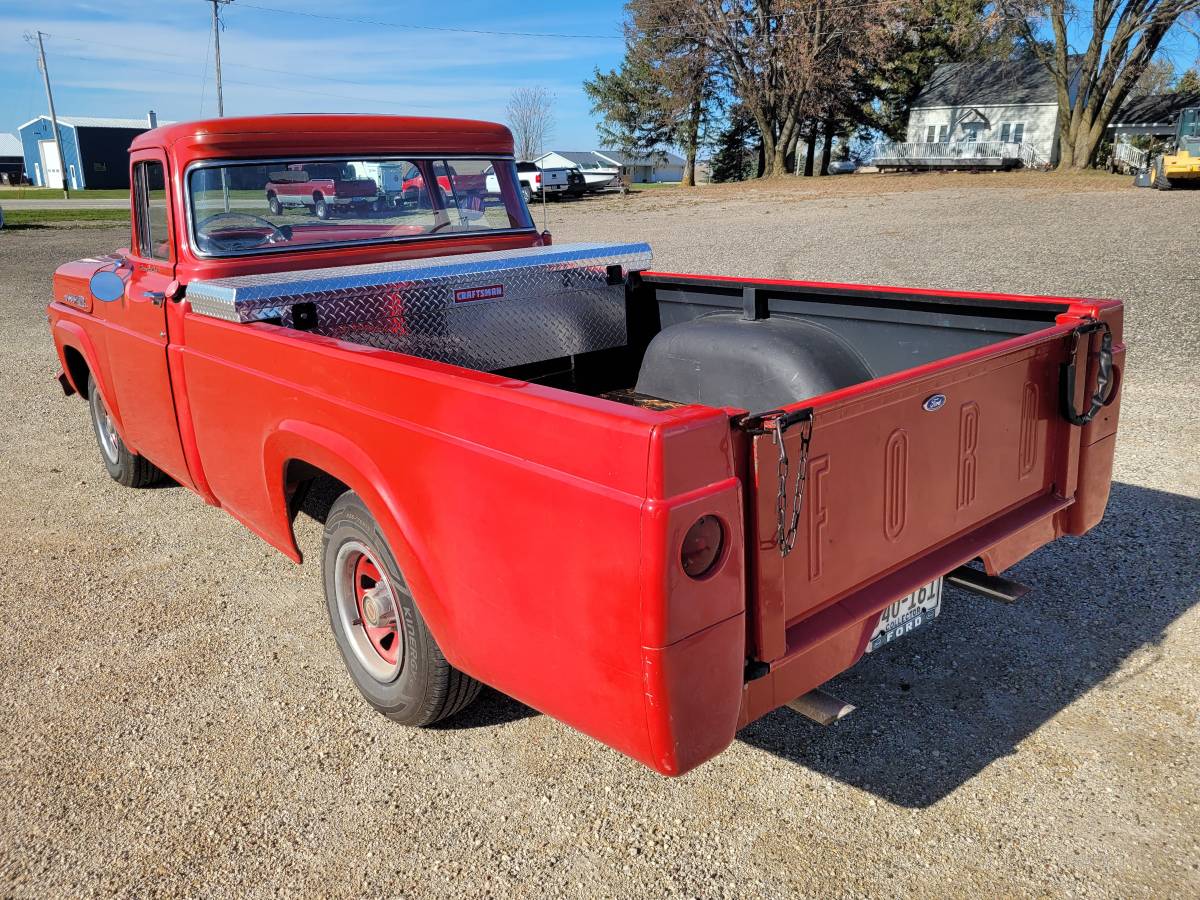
[
  {"xmin": 534, "ymin": 149, "xmax": 686, "ymax": 183},
  {"xmin": 903, "ymin": 57, "xmax": 1061, "ymax": 165}
]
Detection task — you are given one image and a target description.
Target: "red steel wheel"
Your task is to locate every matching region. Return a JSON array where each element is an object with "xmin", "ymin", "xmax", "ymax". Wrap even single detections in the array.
[{"xmin": 334, "ymin": 540, "xmax": 405, "ymax": 683}]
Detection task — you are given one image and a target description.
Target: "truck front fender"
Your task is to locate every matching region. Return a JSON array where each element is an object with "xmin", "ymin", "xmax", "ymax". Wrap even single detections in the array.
[
  {"xmin": 52, "ymin": 317, "xmax": 130, "ymax": 442},
  {"xmin": 262, "ymin": 420, "xmax": 455, "ymax": 658}
]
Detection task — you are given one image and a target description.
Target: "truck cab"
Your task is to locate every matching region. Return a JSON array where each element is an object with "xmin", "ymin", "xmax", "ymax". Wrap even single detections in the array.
[{"xmin": 48, "ymin": 115, "xmax": 1124, "ymax": 776}]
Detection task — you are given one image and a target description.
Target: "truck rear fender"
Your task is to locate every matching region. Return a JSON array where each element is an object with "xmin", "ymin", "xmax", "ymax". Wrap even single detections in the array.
[
  {"xmin": 638, "ymin": 410, "xmax": 748, "ymax": 775},
  {"xmin": 263, "ymin": 420, "xmax": 452, "ymax": 653}
]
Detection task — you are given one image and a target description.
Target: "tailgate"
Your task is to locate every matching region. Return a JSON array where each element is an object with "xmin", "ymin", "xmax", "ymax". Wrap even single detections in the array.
[{"xmin": 744, "ymin": 317, "xmax": 1109, "ymax": 663}]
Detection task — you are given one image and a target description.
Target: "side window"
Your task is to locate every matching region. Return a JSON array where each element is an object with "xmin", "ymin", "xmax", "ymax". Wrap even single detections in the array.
[
  {"xmin": 1000, "ymin": 123, "xmax": 1011, "ymax": 143},
  {"xmin": 938, "ymin": 124, "xmax": 949, "ymax": 142},
  {"xmin": 134, "ymin": 161, "xmax": 170, "ymax": 261},
  {"xmin": 1012, "ymin": 123, "xmax": 1025, "ymax": 144},
  {"xmin": 925, "ymin": 125, "xmax": 936, "ymax": 143}
]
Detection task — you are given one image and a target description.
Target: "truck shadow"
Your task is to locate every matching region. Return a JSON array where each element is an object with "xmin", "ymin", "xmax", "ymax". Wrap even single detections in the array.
[{"xmin": 736, "ymin": 481, "xmax": 1199, "ymax": 807}]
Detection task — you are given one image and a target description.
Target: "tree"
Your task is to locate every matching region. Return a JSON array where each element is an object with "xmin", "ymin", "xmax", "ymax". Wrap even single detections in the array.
[
  {"xmin": 1133, "ymin": 56, "xmax": 1178, "ymax": 94},
  {"xmin": 1179, "ymin": 64, "xmax": 1200, "ymax": 94},
  {"xmin": 585, "ymin": 1, "xmax": 719, "ymax": 186},
  {"xmin": 506, "ymin": 87, "xmax": 555, "ymax": 161},
  {"xmin": 866, "ymin": 0, "xmax": 1014, "ymax": 139},
  {"xmin": 709, "ymin": 104, "xmax": 760, "ymax": 181},
  {"xmin": 1003, "ymin": 0, "xmax": 1200, "ymax": 168},
  {"xmin": 689, "ymin": 0, "xmax": 902, "ymax": 176}
]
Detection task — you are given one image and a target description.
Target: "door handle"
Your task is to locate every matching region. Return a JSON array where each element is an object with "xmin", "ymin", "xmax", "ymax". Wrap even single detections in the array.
[{"xmin": 143, "ymin": 290, "xmax": 166, "ymax": 306}]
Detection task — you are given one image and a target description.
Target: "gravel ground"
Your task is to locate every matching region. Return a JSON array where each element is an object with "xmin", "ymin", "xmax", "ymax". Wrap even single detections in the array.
[{"xmin": 2, "ymin": 174, "xmax": 1197, "ymax": 898}]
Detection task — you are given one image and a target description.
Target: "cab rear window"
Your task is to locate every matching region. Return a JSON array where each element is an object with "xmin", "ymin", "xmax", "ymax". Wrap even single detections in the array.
[{"xmin": 186, "ymin": 156, "xmax": 534, "ymax": 257}]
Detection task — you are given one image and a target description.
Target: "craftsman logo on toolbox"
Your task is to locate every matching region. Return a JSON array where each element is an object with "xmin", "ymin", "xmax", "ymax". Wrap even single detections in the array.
[{"xmin": 454, "ymin": 284, "xmax": 505, "ymax": 303}]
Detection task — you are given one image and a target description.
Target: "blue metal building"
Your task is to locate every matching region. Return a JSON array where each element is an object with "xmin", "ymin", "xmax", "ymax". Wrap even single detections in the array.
[{"xmin": 18, "ymin": 114, "xmax": 159, "ymax": 190}]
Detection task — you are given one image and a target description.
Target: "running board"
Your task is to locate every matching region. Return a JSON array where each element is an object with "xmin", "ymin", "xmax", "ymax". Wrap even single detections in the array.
[
  {"xmin": 787, "ymin": 689, "xmax": 856, "ymax": 726},
  {"xmin": 945, "ymin": 566, "xmax": 1032, "ymax": 604}
]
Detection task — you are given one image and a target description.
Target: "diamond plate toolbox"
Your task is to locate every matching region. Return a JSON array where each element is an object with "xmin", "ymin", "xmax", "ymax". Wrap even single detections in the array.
[{"xmin": 187, "ymin": 242, "xmax": 653, "ymax": 371}]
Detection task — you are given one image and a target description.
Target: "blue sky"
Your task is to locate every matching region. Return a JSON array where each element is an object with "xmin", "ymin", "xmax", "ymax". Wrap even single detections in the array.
[
  {"xmin": 0, "ymin": 0, "xmax": 629, "ymax": 148},
  {"xmin": 2, "ymin": 1, "xmax": 1197, "ymax": 148}
]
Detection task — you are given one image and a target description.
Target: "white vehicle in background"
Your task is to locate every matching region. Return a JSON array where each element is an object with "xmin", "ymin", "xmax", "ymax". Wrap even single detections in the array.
[
  {"xmin": 354, "ymin": 161, "xmax": 408, "ymax": 207},
  {"xmin": 486, "ymin": 162, "xmax": 585, "ymax": 202}
]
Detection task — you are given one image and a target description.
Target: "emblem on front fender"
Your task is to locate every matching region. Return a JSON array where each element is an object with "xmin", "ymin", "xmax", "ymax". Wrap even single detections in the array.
[{"xmin": 922, "ymin": 393, "xmax": 947, "ymax": 412}]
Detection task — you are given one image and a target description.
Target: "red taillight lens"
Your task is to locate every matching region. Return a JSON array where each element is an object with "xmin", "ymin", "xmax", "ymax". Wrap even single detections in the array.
[
  {"xmin": 681, "ymin": 515, "xmax": 724, "ymax": 579},
  {"xmin": 535, "ymin": 173, "xmax": 542, "ymax": 184}
]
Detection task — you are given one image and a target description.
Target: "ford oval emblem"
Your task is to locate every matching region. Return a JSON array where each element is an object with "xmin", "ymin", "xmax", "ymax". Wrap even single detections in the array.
[{"xmin": 923, "ymin": 393, "xmax": 947, "ymax": 412}]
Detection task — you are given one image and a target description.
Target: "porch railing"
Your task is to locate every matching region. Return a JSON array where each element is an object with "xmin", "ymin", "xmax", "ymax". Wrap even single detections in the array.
[
  {"xmin": 872, "ymin": 141, "xmax": 1045, "ymax": 168},
  {"xmin": 1111, "ymin": 143, "xmax": 1148, "ymax": 171}
]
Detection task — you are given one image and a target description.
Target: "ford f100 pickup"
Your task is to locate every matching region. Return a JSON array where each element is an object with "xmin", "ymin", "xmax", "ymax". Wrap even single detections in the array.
[{"xmin": 48, "ymin": 115, "xmax": 1124, "ymax": 776}]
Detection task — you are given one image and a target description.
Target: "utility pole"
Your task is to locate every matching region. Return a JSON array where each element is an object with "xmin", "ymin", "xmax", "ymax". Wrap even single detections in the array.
[
  {"xmin": 29, "ymin": 31, "xmax": 69, "ymax": 198},
  {"xmin": 210, "ymin": 0, "xmax": 232, "ymax": 117}
]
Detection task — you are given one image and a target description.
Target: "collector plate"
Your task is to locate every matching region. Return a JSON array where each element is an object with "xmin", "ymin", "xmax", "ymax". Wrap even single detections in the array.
[{"xmin": 865, "ymin": 578, "xmax": 943, "ymax": 653}]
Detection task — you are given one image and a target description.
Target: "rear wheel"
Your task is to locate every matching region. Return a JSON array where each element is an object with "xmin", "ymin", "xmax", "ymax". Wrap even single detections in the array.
[
  {"xmin": 521, "ymin": 184, "xmax": 533, "ymax": 204},
  {"xmin": 314, "ymin": 194, "xmax": 330, "ymax": 218},
  {"xmin": 322, "ymin": 491, "xmax": 481, "ymax": 726},
  {"xmin": 267, "ymin": 193, "xmax": 282, "ymax": 215},
  {"xmin": 87, "ymin": 375, "xmax": 163, "ymax": 488}
]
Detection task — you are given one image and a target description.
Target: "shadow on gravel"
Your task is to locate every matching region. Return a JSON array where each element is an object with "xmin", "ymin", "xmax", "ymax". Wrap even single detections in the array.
[
  {"xmin": 435, "ymin": 687, "xmax": 538, "ymax": 729},
  {"xmin": 737, "ymin": 482, "xmax": 1199, "ymax": 807}
]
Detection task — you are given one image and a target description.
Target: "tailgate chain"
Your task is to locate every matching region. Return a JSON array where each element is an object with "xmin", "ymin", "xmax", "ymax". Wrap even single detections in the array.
[
  {"xmin": 738, "ymin": 407, "xmax": 815, "ymax": 557},
  {"xmin": 773, "ymin": 413, "xmax": 814, "ymax": 556}
]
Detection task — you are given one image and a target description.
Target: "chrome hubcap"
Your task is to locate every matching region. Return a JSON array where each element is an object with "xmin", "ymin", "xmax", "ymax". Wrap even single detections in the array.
[{"xmin": 92, "ymin": 392, "xmax": 119, "ymax": 464}]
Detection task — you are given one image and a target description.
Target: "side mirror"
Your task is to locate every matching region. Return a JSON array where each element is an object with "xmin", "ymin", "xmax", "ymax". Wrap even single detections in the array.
[{"xmin": 89, "ymin": 268, "xmax": 126, "ymax": 302}]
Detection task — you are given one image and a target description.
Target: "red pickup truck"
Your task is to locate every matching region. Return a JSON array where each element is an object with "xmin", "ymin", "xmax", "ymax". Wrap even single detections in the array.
[
  {"xmin": 265, "ymin": 162, "xmax": 378, "ymax": 219},
  {"xmin": 48, "ymin": 115, "xmax": 1123, "ymax": 776}
]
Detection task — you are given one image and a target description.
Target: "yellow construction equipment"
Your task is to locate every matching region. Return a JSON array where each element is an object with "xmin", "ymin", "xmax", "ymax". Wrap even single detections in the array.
[{"xmin": 1152, "ymin": 107, "xmax": 1200, "ymax": 189}]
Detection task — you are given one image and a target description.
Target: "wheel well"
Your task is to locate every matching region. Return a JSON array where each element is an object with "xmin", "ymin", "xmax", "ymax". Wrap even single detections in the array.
[
  {"xmin": 312, "ymin": 190, "xmax": 324, "ymax": 202},
  {"xmin": 62, "ymin": 346, "xmax": 90, "ymax": 399},
  {"xmin": 284, "ymin": 459, "xmax": 348, "ymax": 529}
]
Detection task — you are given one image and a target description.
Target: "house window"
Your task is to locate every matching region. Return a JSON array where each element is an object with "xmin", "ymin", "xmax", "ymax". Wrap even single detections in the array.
[
  {"xmin": 926, "ymin": 125, "xmax": 937, "ymax": 143},
  {"xmin": 1000, "ymin": 123, "xmax": 1011, "ymax": 143},
  {"xmin": 1012, "ymin": 123, "xmax": 1025, "ymax": 144},
  {"xmin": 938, "ymin": 125, "xmax": 949, "ymax": 142}
]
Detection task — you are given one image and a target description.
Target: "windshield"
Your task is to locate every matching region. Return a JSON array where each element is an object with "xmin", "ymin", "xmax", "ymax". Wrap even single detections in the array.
[{"xmin": 187, "ymin": 156, "xmax": 533, "ymax": 256}]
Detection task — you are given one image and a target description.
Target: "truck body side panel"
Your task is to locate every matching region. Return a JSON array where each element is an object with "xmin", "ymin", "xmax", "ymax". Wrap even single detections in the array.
[{"xmin": 174, "ymin": 311, "xmax": 746, "ymax": 771}]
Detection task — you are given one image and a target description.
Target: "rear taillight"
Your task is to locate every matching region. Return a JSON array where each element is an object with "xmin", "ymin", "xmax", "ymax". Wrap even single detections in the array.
[
  {"xmin": 535, "ymin": 173, "xmax": 542, "ymax": 185},
  {"xmin": 681, "ymin": 516, "xmax": 725, "ymax": 579}
]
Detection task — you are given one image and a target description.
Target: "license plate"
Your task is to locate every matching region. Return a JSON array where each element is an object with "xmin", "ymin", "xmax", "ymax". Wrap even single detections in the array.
[{"xmin": 865, "ymin": 578, "xmax": 943, "ymax": 653}]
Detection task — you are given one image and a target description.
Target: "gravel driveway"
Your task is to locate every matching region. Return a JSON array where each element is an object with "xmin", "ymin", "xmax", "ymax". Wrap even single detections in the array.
[{"xmin": 2, "ymin": 175, "xmax": 1197, "ymax": 898}]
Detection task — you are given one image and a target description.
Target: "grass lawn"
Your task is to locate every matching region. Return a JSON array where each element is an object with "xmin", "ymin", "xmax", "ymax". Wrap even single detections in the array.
[
  {"xmin": 2, "ymin": 208, "xmax": 129, "ymax": 228},
  {"xmin": 0, "ymin": 187, "xmax": 130, "ymax": 200}
]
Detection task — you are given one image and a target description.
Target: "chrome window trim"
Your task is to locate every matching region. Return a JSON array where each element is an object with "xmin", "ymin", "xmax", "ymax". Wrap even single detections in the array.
[{"xmin": 183, "ymin": 154, "xmax": 533, "ymax": 260}]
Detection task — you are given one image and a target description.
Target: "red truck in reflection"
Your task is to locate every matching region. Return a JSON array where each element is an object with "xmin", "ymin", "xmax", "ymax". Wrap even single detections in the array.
[
  {"xmin": 265, "ymin": 162, "xmax": 378, "ymax": 219},
  {"xmin": 47, "ymin": 116, "xmax": 1123, "ymax": 776}
]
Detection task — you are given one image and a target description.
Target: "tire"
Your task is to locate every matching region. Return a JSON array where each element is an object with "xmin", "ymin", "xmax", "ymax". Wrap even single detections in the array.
[
  {"xmin": 521, "ymin": 184, "xmax": 533, "ymax": 204},
  {"xmin": 314, "ymin": 194, "xmax": 330, "ymax": 218},
  {"xmin": 321, "ymin": 491, "xmax": 481, "ymax": 726},
  {"xmin": 87, "ymin": 375, "xmax": 163, "ymax": 488},
  {"xmin": 267, "ymin": 193, "xmax": 282, "ymax": 215}
]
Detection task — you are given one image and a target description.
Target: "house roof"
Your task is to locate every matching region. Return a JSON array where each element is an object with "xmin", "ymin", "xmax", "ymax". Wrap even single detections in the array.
[
  {"xmin": 1109, "ymin": 91, "xmax": 1200, "ymax": 128},
  {"xmin": 18, "ymin": 115, "xmax": 168, "ymax": 131},
  {"xmin": 594, "ymin": 148, "xmax": 686, "ymax": 167},
  {"xmin": 913, "ymin": 57, "xmax": 1060, "ymax": 108},
  {"xmin": 0, "ymin": 133, "xmax": 21, "ymax": 157}
]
